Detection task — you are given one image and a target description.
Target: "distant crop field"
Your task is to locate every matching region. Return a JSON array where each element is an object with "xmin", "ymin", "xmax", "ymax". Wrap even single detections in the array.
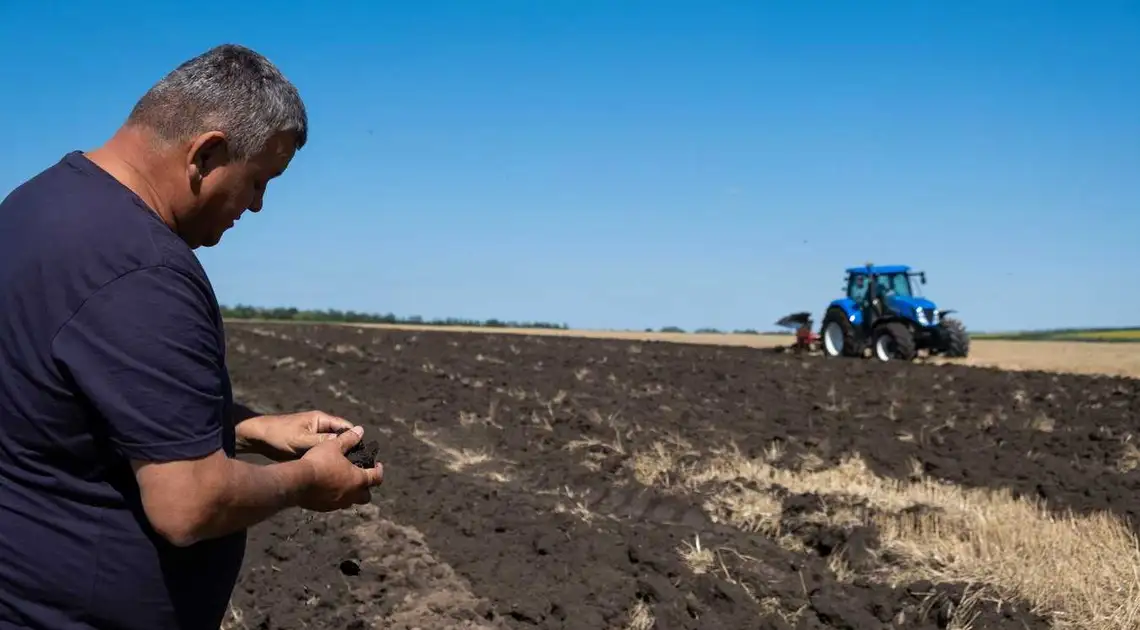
[
  {"xmin": 1062, "ymin": 329, "xmax": 1140, "ymax": 341},
  {"xmin": 973, "ymin": 328, "xmax": 1140, "ymax": 343}
]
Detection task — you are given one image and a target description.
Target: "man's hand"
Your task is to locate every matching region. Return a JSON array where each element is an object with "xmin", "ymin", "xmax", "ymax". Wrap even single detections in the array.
[
  {"xmin": 132, "ymin": 426, "xmax": 384, "ymax": 547},
  {"xmin": 296, "ymin": 426, "xmax": 384, "ymax": 512},
  {"xmin": 236, "ymin": 410, "xmax": 355, "ymax": 461}
]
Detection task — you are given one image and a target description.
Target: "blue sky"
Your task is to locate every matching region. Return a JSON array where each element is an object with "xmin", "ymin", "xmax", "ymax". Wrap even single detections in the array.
[{"xmin": 1, "ymin": 1, "xmax": 1137, "ymax": 333}]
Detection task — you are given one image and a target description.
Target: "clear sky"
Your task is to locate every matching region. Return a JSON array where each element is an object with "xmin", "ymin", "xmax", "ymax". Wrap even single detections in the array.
[{"xmin": 2, "ymin": 1, "xmax": 1137, "ymax": 333}]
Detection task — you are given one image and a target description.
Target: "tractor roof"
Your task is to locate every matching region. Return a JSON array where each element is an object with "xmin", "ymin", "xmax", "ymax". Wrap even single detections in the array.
[{"xmin": 846, "ymin": 264, "xmax": 911, "ymax": 276}]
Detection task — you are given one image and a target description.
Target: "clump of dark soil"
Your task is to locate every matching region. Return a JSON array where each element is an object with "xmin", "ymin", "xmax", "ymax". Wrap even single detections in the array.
[
  {"xmin": 345, "ymin": 438, "xmax": 380, "ymax": 468},
  {"xmin": 220, "ymin": 322, "xmax": 1138, "ymax": 629}
]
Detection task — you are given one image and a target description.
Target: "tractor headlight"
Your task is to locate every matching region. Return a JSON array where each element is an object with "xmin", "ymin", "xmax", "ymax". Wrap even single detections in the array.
[{"xmin": 916, "ymin": 307, "xmax": 929, "ymax": 325}]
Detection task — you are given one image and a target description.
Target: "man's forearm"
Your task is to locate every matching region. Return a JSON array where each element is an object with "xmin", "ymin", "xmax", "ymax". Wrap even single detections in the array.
[
  {"xmin": 190, "ymin": 455, "xmax": 313, "ymax": 544},
  {"xmin": 137, "ymin": 451, "xmax": 314, "ymax": 547}
]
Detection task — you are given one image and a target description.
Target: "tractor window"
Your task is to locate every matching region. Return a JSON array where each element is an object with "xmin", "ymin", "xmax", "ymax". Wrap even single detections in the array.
[
  {"xmin": 849, "ymin": 271, "xmax": 922, "ymax": 301},
  {"xmin": 881, "ymin": 274, "xmax": 912, "ymax": 297}
]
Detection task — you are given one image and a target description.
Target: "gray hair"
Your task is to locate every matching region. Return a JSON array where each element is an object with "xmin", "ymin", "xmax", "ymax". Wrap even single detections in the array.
[{"xmin": 126, "ymin": 44, "xmax": 307, "ymax": 160}]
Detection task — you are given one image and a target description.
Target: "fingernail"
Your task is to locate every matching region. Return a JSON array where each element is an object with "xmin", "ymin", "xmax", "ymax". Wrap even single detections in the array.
[{"xmin": 351, "ymin": 426, "xmax": 364, "ymax": 436}]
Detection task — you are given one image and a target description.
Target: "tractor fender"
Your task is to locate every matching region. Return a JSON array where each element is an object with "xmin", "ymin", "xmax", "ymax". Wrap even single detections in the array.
[{"xmin": 827, "ymin": 299, "xmax": 863, "ymax": 327}]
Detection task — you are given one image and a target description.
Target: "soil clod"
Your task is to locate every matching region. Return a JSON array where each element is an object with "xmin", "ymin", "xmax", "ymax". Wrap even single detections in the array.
[{"xmin": 345, "ymin": 438, "xmax": 380, "ymax": 468}]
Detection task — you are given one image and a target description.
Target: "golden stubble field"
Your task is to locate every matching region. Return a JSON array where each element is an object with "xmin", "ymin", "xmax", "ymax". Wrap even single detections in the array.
[{"xmin": 332, "ymin": 322, "xmax": 1140, "ymax": 380}]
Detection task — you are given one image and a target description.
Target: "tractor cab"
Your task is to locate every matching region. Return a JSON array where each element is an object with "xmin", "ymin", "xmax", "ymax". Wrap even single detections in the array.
[
  {"xmin": 846, "ymin": 265, "xmax": 922, "ymax": 301},
  {"xmin": 844, "ymin": 265, "xmax": 935, "ymax": 326}
]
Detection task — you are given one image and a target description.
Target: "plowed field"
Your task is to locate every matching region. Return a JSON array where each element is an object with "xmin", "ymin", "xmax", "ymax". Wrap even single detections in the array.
[{"xmin": 222, "ymin": 323, "xmax": 1140, "ymax": 630}]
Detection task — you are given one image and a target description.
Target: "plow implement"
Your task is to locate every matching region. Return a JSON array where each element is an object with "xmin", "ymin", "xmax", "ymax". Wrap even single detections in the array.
[{"xmin": 770, "ymin": 311, "xmax": 822, "ymax": 355}]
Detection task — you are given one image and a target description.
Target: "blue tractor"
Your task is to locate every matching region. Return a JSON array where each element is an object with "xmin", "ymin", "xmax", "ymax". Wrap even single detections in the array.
[{"xmin": 818, "ymin": 263, "xmax": 969, "ymax": 362}]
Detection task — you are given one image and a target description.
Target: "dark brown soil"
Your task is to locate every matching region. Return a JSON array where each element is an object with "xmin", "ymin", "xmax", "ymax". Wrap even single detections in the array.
[
  {"xmin": 223, "ymin": 322, "xmax": 1140, "ymax": 629},
  {"xmin": 345, "ymin": 438, "xmax": 380, "ymax": 468}
]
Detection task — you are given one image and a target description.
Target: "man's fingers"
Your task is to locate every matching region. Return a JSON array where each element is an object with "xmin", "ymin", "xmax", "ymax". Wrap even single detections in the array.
[
  {"xmin": 293, "ymin": 432, "xmax": 337, "ymax": 451},
  {"xmin": 335, "ymin": 425, "xmax": 364, "ymax": 452},
  {"xmin": 350, "ymin": 464, "xmax": 383, "ymax": 505},
  {"xmin": 361, "ymin": 462, "xmax": 384, "ymax": 487},
  {"xmin": 313, "ymin": 412, "xmax": 355, "ymax": 434}
]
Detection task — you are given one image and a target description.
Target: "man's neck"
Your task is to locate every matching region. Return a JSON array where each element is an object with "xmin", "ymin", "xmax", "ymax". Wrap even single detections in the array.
[{"xmin": 84, "ymin": 126, "xmax": 179, "ymax": 231}]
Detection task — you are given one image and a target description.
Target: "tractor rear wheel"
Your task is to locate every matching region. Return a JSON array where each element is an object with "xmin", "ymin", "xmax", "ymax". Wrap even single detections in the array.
[
  {"xmin": 872, "ymin": 322, "xmax": 917, "ymax": 362},
  {"xmin": 821, "ymin": 307, "xmax": 861, "ymax": 358},
  {"xmin": 938, "ymin": 317, "xmax": 970, "ymax": 357}
]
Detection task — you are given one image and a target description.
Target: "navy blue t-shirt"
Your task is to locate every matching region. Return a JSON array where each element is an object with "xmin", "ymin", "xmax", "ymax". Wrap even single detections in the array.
[{"xmin": 0, "ymin": 152, "xmax": 245, "ymax": 630}]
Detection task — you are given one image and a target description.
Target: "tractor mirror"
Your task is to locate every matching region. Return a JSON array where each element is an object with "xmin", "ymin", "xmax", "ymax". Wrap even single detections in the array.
[{"xmin": 920, "ymin": 273, "xmax": 927, "ymax": 284}]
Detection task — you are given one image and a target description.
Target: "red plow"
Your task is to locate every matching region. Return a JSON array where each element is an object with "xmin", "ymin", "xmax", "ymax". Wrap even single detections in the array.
[{"xmin": 770, "ymin": 311, "xmax": 821, "ymax": 355}]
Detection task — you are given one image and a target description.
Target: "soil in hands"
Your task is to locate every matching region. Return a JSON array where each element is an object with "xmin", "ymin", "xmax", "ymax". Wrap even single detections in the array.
[{"xmin": 345, "ymin": 438, "xmax": 380, "ymax": 468}]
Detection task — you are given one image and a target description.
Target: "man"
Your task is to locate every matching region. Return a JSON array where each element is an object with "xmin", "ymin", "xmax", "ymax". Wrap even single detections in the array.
[{"xmin": 0, "ymin": 44, "xmax": 384, "ymax": 630}]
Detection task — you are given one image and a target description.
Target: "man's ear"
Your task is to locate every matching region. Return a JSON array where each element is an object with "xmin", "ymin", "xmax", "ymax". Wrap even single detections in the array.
[{"xmin": 186, "ymin": 131, "xmax": 230, "ymax": 187}]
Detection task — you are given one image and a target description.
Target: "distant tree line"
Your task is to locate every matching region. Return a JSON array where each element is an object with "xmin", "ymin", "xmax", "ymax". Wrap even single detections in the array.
[
  {"xmin": 218, "ymin": 301, "xmax": 1140, "ymax": 339},
  {"xmin": 220, "ymin": 304, "xmax": 570, "ymax": 330},
  {"xmin": 651, "ymin": 326, "xmax": 769, "ymax": 335},
  {"xmin": 219, "ymin": 304, "xmax": 794, "ymax": 335}
]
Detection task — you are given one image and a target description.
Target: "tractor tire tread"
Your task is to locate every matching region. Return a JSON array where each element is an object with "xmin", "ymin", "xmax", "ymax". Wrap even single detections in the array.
[
  {"xmin": 939, "ymin": 317, "xmax": 970, "ymax": 358},
  {"xmin": 822, "ymin": 307, "xmax": 862, "ymax": 358},
  {"xmin": 876, "ymin": 322, "xmax": 917, "ymax": 361}
]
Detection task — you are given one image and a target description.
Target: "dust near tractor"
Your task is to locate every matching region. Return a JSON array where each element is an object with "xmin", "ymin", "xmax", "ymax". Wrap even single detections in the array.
[{"xmin": 773, "ymin": 263, "xmax": 970, "ymax": 362}]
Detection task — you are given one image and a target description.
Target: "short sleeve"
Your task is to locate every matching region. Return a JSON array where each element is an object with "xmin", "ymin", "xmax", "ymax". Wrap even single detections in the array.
[{"xmin": 51, "ymin": 265, "xmax": 226, "ymax": 462}]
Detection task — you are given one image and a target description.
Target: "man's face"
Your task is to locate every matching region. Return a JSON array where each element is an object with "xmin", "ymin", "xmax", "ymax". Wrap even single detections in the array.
[{"xmin": 180, "ymin": 130, "xmax": 297, "ymax": 248}]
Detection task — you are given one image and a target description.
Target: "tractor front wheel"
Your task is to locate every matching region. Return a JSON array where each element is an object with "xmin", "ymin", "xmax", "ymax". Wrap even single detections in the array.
[
  {"xmin": 872, "ymin": 322, "xmax": 917, "ymax": 362},
  {"xmin": 821, "ymin": 308, "xmax": 860, "ymax": 358},
  {"xmin": 937, "ymin": 317, "xmax": 969, "ymax": 357}
]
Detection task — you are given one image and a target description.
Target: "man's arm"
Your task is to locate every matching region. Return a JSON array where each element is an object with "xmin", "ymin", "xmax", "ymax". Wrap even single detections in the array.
[
  {"xmin": 52, "ymin": 266, "xmax": 316, "ymax": 546},
  {"xmin": 132, "ymin": 425, "xmax": 374, "ymax": 546},
  {"xmin": 232, "ymin": 402, "xmax": 270, "ymax": 457},
  {"xmin": 130, "ymin": 452, "xmax": 311, "ymax": 547},
  {"xmin": 232, "ymin": 402, "xmax": 263, "ymax": 426},
  {"xmin": 233, "ymin": 409, "xmax": 358, "ymax": 462}
]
